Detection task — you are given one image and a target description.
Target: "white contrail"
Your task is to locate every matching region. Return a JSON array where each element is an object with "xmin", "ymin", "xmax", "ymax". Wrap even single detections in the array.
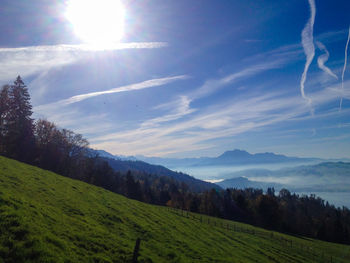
[
  {"xmin": 316, "ymin": 41, "xmax": 338, "ymax": 79},
  {"xmin": 300, "ymin": 0, "xmax": 316, "ymax": 108},
  {"xmin": 0, "ymin": 42, "xmax": 168, "ymax": 53},
  {"xmin": 340, "ymin": 26, "xmax": 350, "ymax": 111},
  {"xmin": 34, "ymin": 75, "xmax": 189, "ymax": 111}
]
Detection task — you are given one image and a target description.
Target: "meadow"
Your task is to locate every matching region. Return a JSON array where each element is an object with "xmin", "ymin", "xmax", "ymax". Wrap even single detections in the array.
[{"xmin": 0, "ymin": 156, "xmax": 349, "ymax": 262}]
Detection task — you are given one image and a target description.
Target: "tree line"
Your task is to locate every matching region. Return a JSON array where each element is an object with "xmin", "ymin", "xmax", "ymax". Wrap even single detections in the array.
[{"xmin": 1, "ymin": 76, "xmax": 349, "ymax": 245}]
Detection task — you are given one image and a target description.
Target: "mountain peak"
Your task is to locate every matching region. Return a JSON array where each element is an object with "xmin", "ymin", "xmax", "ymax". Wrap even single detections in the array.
[{"xmin": 219, "ymin": 149, "xmax": 251, "ymax": 158}]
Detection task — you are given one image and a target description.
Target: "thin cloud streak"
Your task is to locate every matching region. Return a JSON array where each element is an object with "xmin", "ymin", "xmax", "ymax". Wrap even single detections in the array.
[
  {"xmin": 316, "ymin": 41, "xmax": 338, "ymax": 79},
  {"xmin": 34, "ymin": 75, "xmax": 189, "ymax": 111},
  {"xmin": 191, "ymin": 59, "xmax": 287, "ymax": 100},
  {"xmin": 0, "ymin": 42, "xmax": 168, "ymax": 53},
  {"xmin": 0, "ymin": 42, "xmax": 167, "ymax": 82},
  {"xmin": 300, "ymin": 0, "xmax": 316, "ymax": 107},
  {"xmin": 340, "ymin": 26, "xmax": 350, "ymax": 111},
  {"xmin": 141, "ymin": 96, "xmax": 196, "ymax": 128}
]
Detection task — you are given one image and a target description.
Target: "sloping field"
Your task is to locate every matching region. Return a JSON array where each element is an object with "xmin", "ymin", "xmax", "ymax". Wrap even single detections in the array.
[{"xmin": 0, "ymin": 156, "xmax": 349, "ymax": 262}]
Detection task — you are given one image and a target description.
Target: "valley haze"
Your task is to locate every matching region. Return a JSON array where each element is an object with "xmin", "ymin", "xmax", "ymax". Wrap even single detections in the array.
[{"xmin": 93, "ymin": 148, "xmax": 350, "ymax": 208}]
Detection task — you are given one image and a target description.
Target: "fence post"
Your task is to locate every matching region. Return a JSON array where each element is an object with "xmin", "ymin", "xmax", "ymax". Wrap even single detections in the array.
[{"xmin": 132, "ymin": 238, "xmax": 141, "ymax": 263}]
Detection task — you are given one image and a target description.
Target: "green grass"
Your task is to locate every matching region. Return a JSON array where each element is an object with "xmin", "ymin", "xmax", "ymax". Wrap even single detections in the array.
[{"xmin": 0, "ymin": 156, "xmax": 349, "ymax": 263}]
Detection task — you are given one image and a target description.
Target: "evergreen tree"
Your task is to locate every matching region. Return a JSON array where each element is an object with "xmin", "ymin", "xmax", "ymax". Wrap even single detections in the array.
[
  {"xmin": 0, "ymin": 85, "xmax": 11, "ymax": 153},
  {"xmin": 4, "ymin": 76, "xmax": 35, "ymax": 162}
]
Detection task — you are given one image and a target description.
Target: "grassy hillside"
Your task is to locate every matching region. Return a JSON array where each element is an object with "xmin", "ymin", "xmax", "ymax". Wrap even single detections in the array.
[{"xmin": 0, "ymin": 156, "xmax": 349, "ymax": 262}]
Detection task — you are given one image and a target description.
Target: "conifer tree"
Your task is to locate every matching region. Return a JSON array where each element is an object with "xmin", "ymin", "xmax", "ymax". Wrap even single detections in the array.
[
  {"xmin": 0, "ymin": 85, "xmax": 10, "ymax": 153},
  {"xmin": 4, "ymin": 76, "xmax": 35, "ymax": 162}
]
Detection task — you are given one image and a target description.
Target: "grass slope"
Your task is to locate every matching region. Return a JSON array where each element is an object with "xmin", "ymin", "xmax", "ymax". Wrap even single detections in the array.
[{"xmin": 0, "ymin": 156, "xmax": 349, "ymax": 263}]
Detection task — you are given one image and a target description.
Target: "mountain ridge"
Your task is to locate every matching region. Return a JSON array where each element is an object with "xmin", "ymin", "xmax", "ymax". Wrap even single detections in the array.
[
  {"xmin": 91, "ymin": 148, "xmax": 323, "ymax": 168},
  {"xmin": 88, "ymin": 149, "xmax": 220, "ymax": 192}
]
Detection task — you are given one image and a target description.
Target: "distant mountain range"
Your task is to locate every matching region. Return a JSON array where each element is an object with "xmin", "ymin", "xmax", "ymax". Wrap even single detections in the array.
[
  {"xmin": 88, "ymin": 149, "xmax": 220, "ymax": 192},
  {"xmin": 90, "ymin": 149, "xmax": 350, "ymax": 169},
  {"xmin": 136, "ymin": 149, "xmax": 323, "ymax": 167},
  {"xmin": 217, "ymin": 162, "xmax": 350, "ymax": 193},
  {"xmin": 91, "ymin": 149, "xmax": 325, "ymax": 167},
  {"xmin": 89, "ymin": 148, "xmax": 350, "ymax": 203}
]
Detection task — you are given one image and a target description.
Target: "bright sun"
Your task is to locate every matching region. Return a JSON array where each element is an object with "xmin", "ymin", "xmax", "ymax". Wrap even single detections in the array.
[{"xmin": 65, "ymin": 0, "xmax": 125, "ymax": 48}]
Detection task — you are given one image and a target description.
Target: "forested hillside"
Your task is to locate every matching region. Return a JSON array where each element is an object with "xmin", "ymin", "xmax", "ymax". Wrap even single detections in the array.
[
  {"xmin": 102, "ymin": 156, "xmax": 220, "ymax": 192},
  {"xmin": 1, "ymin": 156, "xmax": 349, "ymax": 262}
]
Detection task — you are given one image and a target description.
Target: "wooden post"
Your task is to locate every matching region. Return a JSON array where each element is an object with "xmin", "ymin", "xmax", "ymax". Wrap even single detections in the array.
[{"xmin": 132, "ymin": 238, "xmax": 141, "ymax": 263}]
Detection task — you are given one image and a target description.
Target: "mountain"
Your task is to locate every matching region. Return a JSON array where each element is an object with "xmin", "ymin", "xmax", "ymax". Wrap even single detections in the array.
[
  {"xmin": 89, "ymin": 149, "xmax": 137, "ymax": 161},
  {"xmin": 100, "ymin": 157, "xmax": 220, "ymax": 192},
  {"xmin": 206, "ymin": 149, "xmax": 303, "ymax": 165},
  {"xmin": 218, "ymin": 162, "xmax": 350, "ymax": 193},
  {"xmin": 217, "ymin": 176, "xmax": 282, "ymax": 190},
  {"xmin": 136, "ymin": 149, "xmax": 321, "ymax": 167},
  {"xmin": 1, "ymin": 156, "xmax": 347, "ymax": 262}
]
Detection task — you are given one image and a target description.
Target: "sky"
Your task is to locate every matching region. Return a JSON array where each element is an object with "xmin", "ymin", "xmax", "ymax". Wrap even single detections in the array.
[{"xmin": 0, "ymin": 0, "xmax": 349, "ymax": 158}]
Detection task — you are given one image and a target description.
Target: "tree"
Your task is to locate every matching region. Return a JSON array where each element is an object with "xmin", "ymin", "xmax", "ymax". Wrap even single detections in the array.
[
  {"xmin": 0, "ymin": 85, "xmax": 10, "ymax": 153},
  {"xmin": 34, "ymin": 119, "xmax": 62, "ymax": 171},
  {"xmin": 125, "ymin": 171, "xmax": 142, "ymax": 200},
  {"xmin": 267, "ymin": 187, "xmax": 275, "ymax": 196},
  {"xmin": 2, "ymin": 76, "xmax": 35, "ymax": 162},
  {"xmin": 34, "ymin": 119, "xmax": 89, "ymax": 178},
  {"xmin": 59, "ymin": 128, "xmax": 89, "ymax": 178}
]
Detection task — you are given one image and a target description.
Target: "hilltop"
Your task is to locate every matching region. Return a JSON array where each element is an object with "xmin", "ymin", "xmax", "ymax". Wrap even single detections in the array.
[{"xmin": 0, "ymin": 156, "xmax": 349, "ymax": 262}]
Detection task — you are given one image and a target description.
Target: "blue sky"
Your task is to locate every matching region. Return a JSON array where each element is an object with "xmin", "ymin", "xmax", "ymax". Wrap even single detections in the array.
[{"xmin": 0, "ymin": 0, "xmax": 349, "ymax": 158}]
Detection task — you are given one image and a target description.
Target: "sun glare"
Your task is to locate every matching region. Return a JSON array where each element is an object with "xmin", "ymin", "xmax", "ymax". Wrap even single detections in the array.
[{"xmin": 65, "ymin": 0, "xmax": 125, "ymax": 48}]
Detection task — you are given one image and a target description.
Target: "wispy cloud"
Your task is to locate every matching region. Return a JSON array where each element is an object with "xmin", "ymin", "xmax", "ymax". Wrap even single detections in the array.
[
  {"xmin": 89, "ymin": 78, "xmax": 350, "ymax": 157},
  {"xmin": 340, "ymin": 26, "xmax": 350, "ymax": 111},
  {"xmin": 0, "ymin": 42, "xmax": 167, "ymax": 82},
  {"xmin": 316, "ymin": 41, "xmax": 338, "ymax": 79},
  {"xmin": 191, "ymin": 59, "xmax": 287, "ymax": 100},
  {"xmin": 300, "ymin": 0, "xmax": 316, "ymax": 107},
  {"xmin": 0, "ymin": 42, "xmax": 167, "ymax": 53},
  {"xmin": 141, "ymin": 96, "xmax": 196, "ymax": 128},
  {"xmin": 34, "ymin": 75, "xmax": 189, "ymax": 112}
]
